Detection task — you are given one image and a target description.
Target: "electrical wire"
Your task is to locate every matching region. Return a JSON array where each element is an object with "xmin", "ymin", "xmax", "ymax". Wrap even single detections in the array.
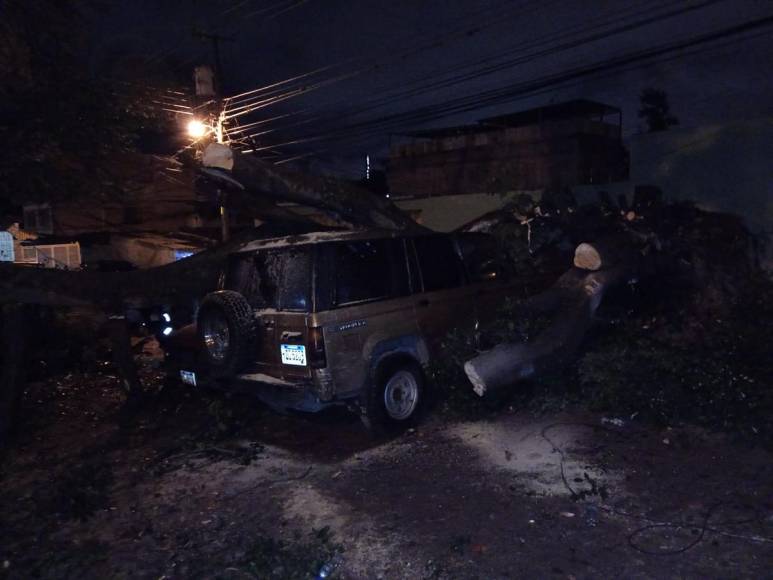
[
  {"xmin": 245, "ymin": 14, "xmax": 773, "ymax": 153},
  {"xmin": 223, "ymin": 0, "xmax": 543, "ymax": 112},
  {"xmin": 226, "ymin": 0, "xmax": 721, "ymax": 143}
]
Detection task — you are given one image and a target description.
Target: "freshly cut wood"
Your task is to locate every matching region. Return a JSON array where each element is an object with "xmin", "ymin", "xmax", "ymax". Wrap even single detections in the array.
[
  {"xmin": 573, "ymin": 242, "xmax": 604, "ymax": 271},
  {"xmin": 573, "ymin": 239, "xmax": 632, "ymax": 271},
  {"xmin": 464, "ymin": 266, "xmax": 627, "ymax": 397}
]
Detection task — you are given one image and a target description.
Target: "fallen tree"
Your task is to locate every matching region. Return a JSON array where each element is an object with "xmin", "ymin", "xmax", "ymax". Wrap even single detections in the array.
[
  {"xmin": 464, "ymin": 243, "xmax": 635, "ymax": 396},
  {"xmin": 455, "ymin": 187, "xmax": 763, "ymax": 399},
  {"xmin": 2, "ymin": 142, "xmax": 763, "ymax": 438}
]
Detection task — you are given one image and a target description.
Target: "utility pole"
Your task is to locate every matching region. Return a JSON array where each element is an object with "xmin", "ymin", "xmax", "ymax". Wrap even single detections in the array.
[{"xmin": 194, "ymin": 29, "xmax": 234, "ymax": 242}]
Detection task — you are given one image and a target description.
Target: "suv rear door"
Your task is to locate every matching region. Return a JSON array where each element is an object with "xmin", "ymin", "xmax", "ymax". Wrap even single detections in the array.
[{"xmin": 225, "ymin": 246, "xmax": 314, "ymax": 380}]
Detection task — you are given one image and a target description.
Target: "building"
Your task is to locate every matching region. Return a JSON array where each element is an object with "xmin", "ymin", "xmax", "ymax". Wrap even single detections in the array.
[
  {"xmin": 16, "ymin": 153, "xmax": 233, "ymax": 269},
  {"xmin": 388, "ymin": 99, "xmax": 628, "ymax": 230},
  {"xmin": 21, "ymin": 154, "xmax": 203, "ymax": 238}
]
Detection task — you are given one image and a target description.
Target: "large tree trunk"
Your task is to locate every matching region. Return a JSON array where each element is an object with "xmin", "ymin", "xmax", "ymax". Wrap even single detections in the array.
[
  {"xmin": 464, "ymin": 242, "xmax": 635, "ymax": 396},
  {"xmin": 0, "ymin": 145, "xmax": 423, "ymax": 313},
  {"xmin": 225, "ymin": 148, "xmax": 423, "ymax": 232},
  {"xmin": 0, "ymin": 232, "xmax": 246, "ymax": 311}
]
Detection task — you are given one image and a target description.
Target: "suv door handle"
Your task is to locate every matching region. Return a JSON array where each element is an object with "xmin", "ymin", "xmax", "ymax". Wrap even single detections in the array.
[{"xmin": 417, "ymin": 299, "xmax": 430, "ymax": 307}]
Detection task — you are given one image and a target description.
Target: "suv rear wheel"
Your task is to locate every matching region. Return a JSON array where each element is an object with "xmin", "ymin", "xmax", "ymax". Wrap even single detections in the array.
[
  {"xmin": 197, "ymin": 290, "xmax": 256, "ymax": 377},
  {"xmin": 363, "ymin": 361, "xmax": 425, "ymax": 433}
]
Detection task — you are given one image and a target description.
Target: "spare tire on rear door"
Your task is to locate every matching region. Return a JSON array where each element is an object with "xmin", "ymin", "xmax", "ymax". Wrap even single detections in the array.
[{"xmin": 197, "ymin": 290, "xmax": 257, "ymax": 377}]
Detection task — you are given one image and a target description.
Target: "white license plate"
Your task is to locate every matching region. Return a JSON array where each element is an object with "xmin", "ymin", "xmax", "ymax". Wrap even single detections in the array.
[
  {"xmin": 180, "ymin": 370, "xmax": 197, "ymax": 386},
  {"xmin": 280, "ymin": 344, "xmax": 307, "ymax": 366}
]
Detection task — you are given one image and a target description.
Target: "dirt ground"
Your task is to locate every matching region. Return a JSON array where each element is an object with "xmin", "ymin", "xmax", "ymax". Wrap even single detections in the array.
[{"xmin": 1, "ymin": 365, "xmax": 772, "ymax": 579}]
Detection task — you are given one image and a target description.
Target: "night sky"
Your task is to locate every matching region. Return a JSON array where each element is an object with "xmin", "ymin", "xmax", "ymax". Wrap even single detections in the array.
[{"xmin": 98, "ymin": 0, "xmax": 773, "ymax": 174}]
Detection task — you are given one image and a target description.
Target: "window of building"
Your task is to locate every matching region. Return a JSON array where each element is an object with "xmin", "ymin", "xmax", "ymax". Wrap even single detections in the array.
[{"xmin": 23, "ymin": 204, "xmax": 53, "ymax": 234}]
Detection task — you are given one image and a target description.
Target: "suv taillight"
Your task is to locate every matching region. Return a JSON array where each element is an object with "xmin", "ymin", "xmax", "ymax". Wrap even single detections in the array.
[{"xmin": 308, "ymin": 326, "xmax": 327, "ymax": 368}]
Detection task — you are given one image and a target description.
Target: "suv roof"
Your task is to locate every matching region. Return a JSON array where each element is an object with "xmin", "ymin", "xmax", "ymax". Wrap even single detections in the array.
[{"xmin": 235, "ymin": 228, "xmax": 438, "ymax": 254}]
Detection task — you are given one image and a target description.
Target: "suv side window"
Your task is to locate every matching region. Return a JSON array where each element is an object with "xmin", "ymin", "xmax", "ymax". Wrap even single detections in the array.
[
  {"xmin": 332, "ymin": 239, "xmax": 409, "ymax": 307},
  {"xmin": 413, "ymin": 235, "xmax": 464, "ymax": 292}
]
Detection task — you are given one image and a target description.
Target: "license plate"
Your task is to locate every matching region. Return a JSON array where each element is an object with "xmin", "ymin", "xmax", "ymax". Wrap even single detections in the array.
[
  {"xmin": 280, "ymin": 344, "xmax": 307, "ymax": 366},
  {"xmin": 180, "ymin": 370, "xmax": 197, "ymax": 386}
]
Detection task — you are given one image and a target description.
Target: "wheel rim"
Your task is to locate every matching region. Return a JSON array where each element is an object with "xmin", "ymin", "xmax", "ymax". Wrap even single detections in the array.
[
  {"xmin": 202, "ymin": 310, "xmax": 230, "ymax": 362},
  {"xmin": 383, "ymin": 370, "xmax": 419, "ymax": 421}
]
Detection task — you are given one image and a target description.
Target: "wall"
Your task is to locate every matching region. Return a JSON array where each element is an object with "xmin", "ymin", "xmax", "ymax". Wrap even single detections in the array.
[
  {"xmin": 395, "ymin": 192, "xmax": 529, "ymax": 232},
  {"xmin": 388, "ymin": 119, "xmax": 626, "ymax": 198}
]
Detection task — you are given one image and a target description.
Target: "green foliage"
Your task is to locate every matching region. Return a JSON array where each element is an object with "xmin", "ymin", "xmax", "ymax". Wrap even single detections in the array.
[
  {"xmin": 578, "ymin": 278, "xmax": 773, "ymax": 441},
  {"xmin": 239, "ymin": 527, "xmax": 342, "ymax": 580},
  {"xmin": 432, "ymin": 259, "xmax": 773, "ymax": 443}
]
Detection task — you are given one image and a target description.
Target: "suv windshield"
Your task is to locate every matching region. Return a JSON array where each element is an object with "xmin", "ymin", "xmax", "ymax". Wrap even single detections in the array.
[{"xmin": 225, "ymin": 247, "xmax": 312, "ymax": 311}]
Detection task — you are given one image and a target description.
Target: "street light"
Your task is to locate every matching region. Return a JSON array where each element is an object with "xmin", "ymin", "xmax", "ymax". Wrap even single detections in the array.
[{"xmin": 187, "ymin": 119, "xmax": 208, "ymax": 139}]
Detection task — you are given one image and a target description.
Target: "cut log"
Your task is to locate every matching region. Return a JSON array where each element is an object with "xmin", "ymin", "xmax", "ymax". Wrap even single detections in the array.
[
  {"xmin": 573, "ymin": 238, "xmax": 637, "ymax": 271},
  {"xmin": 573, "ymin": 242, "xmax": 605, "ymax": 271},
  {"xmin": 464, "ymin": 266, "xmax": 628, "ymax": 397}
]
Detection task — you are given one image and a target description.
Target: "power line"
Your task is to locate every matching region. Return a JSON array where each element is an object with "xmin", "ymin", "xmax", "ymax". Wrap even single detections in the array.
[
  {"xmin": 223, "ymin": 0, "xmax": 543, "ymax": 113},
  {"xmin": 226, "ymin": 0, "xmax": 713, "ymax": 141},
  {"xmin": 228, "ymin": 0, "xmax": 684, "ymax": 140},
  {"xmin": 230, "ymin": 0, "xmax": 721, "ymax": 144},
  {"xmin": 248, "ymin": 14, "xmax": 773, "ymax": 154}
]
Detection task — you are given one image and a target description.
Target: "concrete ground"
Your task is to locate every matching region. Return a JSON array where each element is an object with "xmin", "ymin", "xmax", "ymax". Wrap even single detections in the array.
[{"xmin": 1, "ymin": 368, "xmax": 772, "ymax": 579}]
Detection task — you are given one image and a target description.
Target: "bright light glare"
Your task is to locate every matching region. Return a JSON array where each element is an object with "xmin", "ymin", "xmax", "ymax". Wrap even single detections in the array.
[
  {"xmin": 187, "ymin": 119, "xmax": 208, "ymax": 139},
  {"xmin": 162, "ymin": 313, "xmax": 171, "ymax": 322},
  {"xmin": 162, "ymin": 326, "xmax": 173, "ymax": 336}
]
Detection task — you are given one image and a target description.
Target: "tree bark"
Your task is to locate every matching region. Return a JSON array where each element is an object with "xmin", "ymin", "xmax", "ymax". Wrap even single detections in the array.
[
  {"xmin": 464, "ymin": 266, "xmax": 628, "ymax": 396},
  {"xmin": 225, "ymin": 148, "xmax": 423, "ymax": 232},
  {"xmin": 0, "ymin": 228, "xmax": 262, "ymax": 311}
]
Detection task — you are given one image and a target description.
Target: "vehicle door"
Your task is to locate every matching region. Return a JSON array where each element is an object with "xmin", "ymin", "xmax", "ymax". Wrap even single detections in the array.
[
  {"xmin": 456, "ymin": 233, "xmax": 515, "ymax": 326},
  {"xmin": 224, "ymin": 247, "xmax": 313, "ymax": 381},
  {"xmin": 269, "ymin": 246, "xmax": 314, "ymax": 381},
  {"xmin": 410, "ymin": 234, "xmax": 475, "ymax": 353},
  {"xmin": 316, "ymin": 238, "xmax": 417, "ymax": 396}
]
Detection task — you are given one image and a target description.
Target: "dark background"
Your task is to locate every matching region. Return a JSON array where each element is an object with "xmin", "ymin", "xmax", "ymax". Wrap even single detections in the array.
[{"xmin": 67, "ymin": 0, "xmax": 773, "ymax": 173}]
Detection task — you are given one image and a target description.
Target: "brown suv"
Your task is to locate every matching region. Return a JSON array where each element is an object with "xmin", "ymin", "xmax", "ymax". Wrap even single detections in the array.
[{"xmin": 171, "ymin": 229, "xmax": 514, "ymax": 429}]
